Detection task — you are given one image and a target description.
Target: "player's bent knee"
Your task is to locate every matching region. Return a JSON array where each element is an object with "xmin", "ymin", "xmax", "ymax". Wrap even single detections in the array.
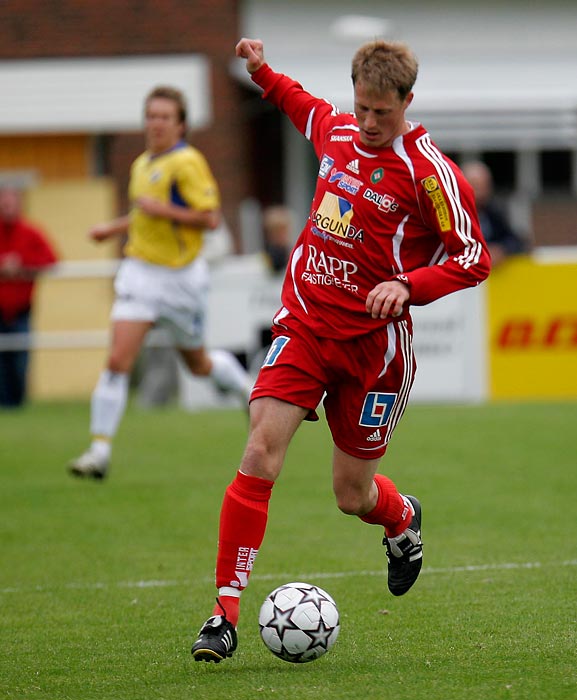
[
  {"xmin": 335, "ymin": 494, "xmax": 366, "ymax": 516},
  {"xmin": 241, "ymin": 442, "xmax": 283, "ymax": 482}
]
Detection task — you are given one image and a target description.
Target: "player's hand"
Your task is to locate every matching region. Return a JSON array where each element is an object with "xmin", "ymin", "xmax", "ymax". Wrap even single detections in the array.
[
  {"xmin": 88, "ymin": 223, "xmax": 114, "ymax": 242},
  {"xmin": 366, "ymin": 280, "xmax": 410, "ymax": 319},
  {"xmin": 235, "ymin": 38, "xmax": 265, "ymax": 74}
]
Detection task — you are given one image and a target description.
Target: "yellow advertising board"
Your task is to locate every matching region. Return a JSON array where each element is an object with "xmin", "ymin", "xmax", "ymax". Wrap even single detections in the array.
[
  {"xmin": 25, "ymin": 178, "xmax": 117, "ymax": 399},
  {"xmin": 487, "ymin": 254, "xmax": 577, "ymax": 399}
]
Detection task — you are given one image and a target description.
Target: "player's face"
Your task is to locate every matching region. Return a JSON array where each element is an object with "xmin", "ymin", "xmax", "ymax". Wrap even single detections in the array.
[
  {"xmin": 354, "ymin": 84, "xmax": 413, "ymax": 149},
  {"xmin": 144, "ymin": 97, "xmax": 184, "ymax": 154}
]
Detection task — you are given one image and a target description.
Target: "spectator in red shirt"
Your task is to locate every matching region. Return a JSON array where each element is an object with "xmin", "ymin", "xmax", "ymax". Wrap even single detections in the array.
[{"xmin": 0, "ymin": 186, "xmax": 58, "ymax": 407}]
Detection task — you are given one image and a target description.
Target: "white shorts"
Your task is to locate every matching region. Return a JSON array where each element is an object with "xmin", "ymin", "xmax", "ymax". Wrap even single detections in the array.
[{"xmin": 111, "ymin": 257, "xmax": 210, "ymax": 349}]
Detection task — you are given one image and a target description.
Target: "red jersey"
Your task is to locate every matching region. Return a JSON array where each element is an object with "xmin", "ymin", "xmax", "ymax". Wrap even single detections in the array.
[
  {"xmin": 252, "ymin": 65, "xmax": 491, "ymax": 340},
  {"xmin": 0, "ymin": 219, "xmax": 58, "ymax": 323}
]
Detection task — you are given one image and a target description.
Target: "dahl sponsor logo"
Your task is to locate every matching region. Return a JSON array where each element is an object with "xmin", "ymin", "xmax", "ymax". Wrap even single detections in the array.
[{"xmin": 363, "ymin": 187, "xmax": 398, "ymax": 213}]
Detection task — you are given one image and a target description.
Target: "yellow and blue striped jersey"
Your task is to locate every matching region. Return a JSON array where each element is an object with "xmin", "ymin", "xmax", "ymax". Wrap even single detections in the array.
[{"xmin": 124, "ymin": 142, "xmax": 220, "ymax": 267}]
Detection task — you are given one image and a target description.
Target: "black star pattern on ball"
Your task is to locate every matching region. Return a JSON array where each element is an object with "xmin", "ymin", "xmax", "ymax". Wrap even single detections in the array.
[
  {"xmin": 278, "ymin": 646, "xmax": 303, "ymax": 662},
  {"xmin": 294, "ymin": 585, "xmax": 326, "ymax": 608},
  {"xmin": 307, "ymin": 617, "xmax": 334, "ymax": 651},
  {"xmin": 267, "ymin": 606, "xmax": 300, "ymax": 638}
]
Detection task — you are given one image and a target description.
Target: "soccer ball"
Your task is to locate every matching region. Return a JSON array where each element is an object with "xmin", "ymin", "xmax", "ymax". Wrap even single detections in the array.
[{"xmin": 258, "ymin": 582, "xmax": 340, "ymax": 663}]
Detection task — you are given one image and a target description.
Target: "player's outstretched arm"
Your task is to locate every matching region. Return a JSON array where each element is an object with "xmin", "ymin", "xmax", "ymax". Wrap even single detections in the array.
[
  {"xmin": 235, "ymin": 37, "xmax": 265, "ymax": 74},
  {"xmin": 88, "ymin": 216, "xmax": 130, "ymax": 242}
]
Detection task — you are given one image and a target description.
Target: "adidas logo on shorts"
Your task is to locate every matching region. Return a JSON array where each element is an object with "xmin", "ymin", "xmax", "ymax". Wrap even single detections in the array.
[{"xmin": 367, "ymin": 428, "xmax": 382, "ymax": 442}]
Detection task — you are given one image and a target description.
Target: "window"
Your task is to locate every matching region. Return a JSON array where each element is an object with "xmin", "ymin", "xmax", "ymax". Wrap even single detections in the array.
[
  {"xmin": 482, "ymin": 151, "xmax": 516, "ymax": 191},
  {"xmin": 540, "ymin": 150, "xmax": 572, "ymax": 193}
]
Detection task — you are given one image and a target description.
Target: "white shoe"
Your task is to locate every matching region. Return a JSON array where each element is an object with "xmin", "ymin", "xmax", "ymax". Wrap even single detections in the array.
[
  {"xmin": 68, "ymin": 448, "xmax": 110, "ymax": 480},
  {"xmin": 239, "ymin": 380, "xmax": 253, "ymax": 408}
]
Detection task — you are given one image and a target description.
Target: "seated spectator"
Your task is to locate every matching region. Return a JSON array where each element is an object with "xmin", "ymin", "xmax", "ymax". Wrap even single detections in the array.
[
  {"xmin": 262, "ymin": 205, "xmax": 293, "ymax": 273},
  {"xmin": 462, "ymin": 160, "xmax": 528, "ymax": 266}
]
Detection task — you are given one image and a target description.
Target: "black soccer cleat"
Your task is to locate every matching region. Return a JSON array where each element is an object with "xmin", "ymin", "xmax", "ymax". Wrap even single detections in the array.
[
  {"xmin": 383, "ymin": 495, "xmax": 423, "ymax": 596},
  {"xmin": 191, "ymin": 614, "xmax": 238, "ymax": 663}
]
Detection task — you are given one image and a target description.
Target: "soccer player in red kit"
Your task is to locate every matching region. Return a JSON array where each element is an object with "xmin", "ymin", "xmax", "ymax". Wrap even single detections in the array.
[{"xmin": 192, "ymin": 37, "xmax": 491, "ymax": 662}]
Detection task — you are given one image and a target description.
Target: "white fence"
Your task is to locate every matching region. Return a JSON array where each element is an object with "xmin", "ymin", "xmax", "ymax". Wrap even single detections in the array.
[{"xmin": 1, "ymin": 254, "xmax": 487, "ymax": 406}]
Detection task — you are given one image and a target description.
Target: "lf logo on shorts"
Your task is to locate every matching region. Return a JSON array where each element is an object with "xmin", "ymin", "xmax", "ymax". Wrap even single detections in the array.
[
  {"xmin": 263, "ymin": 336, "xmax": 290, "ymax": 367},
  {"xmin": 359, "ymin": 392, "xmax": 397, "ymax": 427}
]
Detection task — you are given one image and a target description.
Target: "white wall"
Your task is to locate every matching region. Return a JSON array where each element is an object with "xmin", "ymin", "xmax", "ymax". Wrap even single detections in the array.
[
  {"xmin": 0, "ymin": 55, "xmax": 211, "ymax": 133},
  {"xmin": 238, "ymin": 0, "xmax": 577, "ymax": 149}
]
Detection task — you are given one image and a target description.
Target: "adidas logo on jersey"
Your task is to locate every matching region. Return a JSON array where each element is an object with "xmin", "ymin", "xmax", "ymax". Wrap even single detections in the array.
[
  {"xmin": 366, "ymin": 428, "xmax": 382, "ymax": 442},
  {"xmin": 346, "ymin": 159, "xmax": 360, "ymax": 174}
]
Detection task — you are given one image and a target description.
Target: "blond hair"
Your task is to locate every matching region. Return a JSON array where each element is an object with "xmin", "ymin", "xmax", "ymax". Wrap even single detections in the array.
[{"xmin": 351, "ymin": 41, "xmax": 418, "ymax": 99}]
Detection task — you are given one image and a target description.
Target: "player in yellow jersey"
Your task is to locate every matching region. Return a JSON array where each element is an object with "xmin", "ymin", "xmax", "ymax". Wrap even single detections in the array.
[{"xmin": 68, "ymin": 86, "xmax": 252, "ymax": 479}]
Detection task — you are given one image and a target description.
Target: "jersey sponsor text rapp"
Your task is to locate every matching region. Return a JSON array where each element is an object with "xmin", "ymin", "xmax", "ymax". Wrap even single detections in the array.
[{"xmin": 301, "ymin": 243, "xmax": 359, "ymax": 293}]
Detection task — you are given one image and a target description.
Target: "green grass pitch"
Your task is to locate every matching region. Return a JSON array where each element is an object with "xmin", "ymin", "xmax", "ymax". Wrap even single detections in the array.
[{"xmin": 1, "ymin": 399, "xmax": 576, "ymax": 699}]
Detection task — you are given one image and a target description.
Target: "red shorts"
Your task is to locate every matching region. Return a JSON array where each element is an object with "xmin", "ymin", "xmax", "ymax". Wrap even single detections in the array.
[{"xmin": 251, "ymin": 312, "xmax": 416, "ymax": 459}]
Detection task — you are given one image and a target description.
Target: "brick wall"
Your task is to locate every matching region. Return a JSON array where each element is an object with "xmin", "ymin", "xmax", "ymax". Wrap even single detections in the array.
[
  {"xmin": 532, "ymin": 198, "xmax": 577, "ymax": 247},
  {"xmin": 0, "ymin": 0, "xmax": 251, "ymax": 250}
]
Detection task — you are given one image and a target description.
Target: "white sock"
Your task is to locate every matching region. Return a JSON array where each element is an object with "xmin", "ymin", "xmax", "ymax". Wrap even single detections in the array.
[
  {"xmin": 209, "ymin": 349, "xmax": 252, "ymax": 402},
  {"xmin": 89, "ymin": 438, "xmax": 111, "ymax": 460},
  {"xmin": 90, "ymin": 370, "xmax": 129, "ymax": 441}
]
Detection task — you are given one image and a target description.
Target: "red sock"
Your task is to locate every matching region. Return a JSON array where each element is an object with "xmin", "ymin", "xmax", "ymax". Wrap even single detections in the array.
[
  {"xmin": 359, "ymin": 473, "xmax": 412, "ymax": 537},
  {"xmin": 212, "ymin": 595, "xmax": 241, "ymax": 627},
  {"xmin": 213, "ymin": 470, "xmax": 274, "ymax": 626}
]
